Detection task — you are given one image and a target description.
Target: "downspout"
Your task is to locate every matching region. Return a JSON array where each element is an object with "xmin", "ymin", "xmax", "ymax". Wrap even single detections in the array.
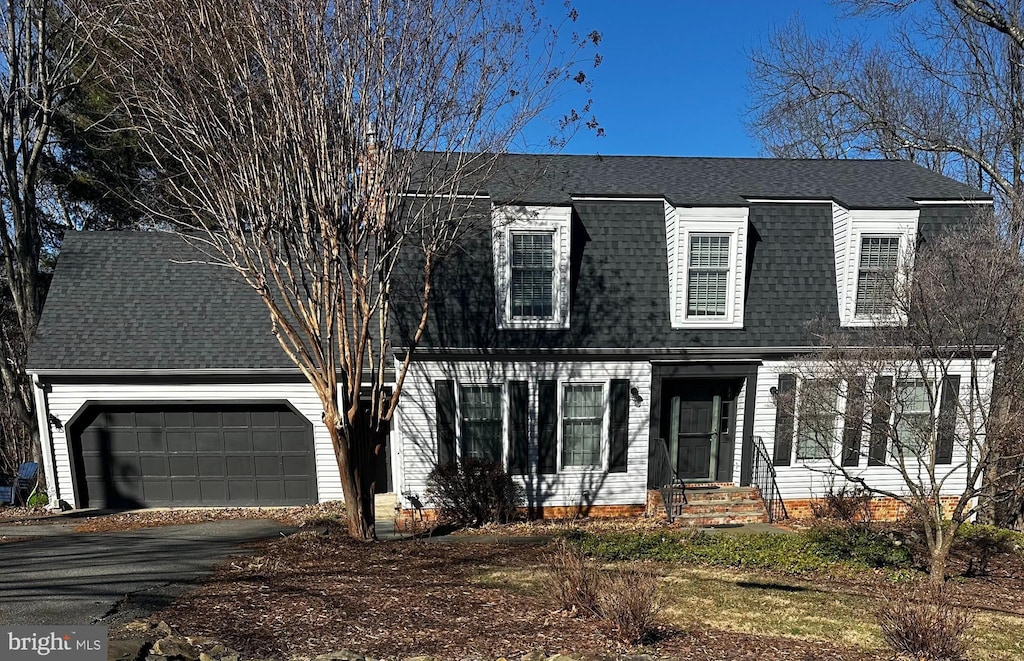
[{"xmin": 31, "ymin": 374, "xmax": 59, "ymax": 508}]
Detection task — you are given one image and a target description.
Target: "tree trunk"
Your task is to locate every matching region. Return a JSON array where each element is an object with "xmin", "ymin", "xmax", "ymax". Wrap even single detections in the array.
[
  {"xmin": 324, "ymin": 408, "xmax": 376, "ymax": 540},
  {"xmin": 928, "ymin": 533, "xmax": 956, "ymax": 587}
]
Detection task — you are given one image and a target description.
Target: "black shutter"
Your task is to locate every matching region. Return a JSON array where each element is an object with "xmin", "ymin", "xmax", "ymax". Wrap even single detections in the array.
[
  {"xmin": 842, "ymin": 376, "xmax": 866, "ymax": 467},
  {"xmin": 537, "ymin": 380, "xmax": 558, "ymax": 474},
  {"xmin": 434, "ymin": 380, "xmax": 456, "ymax": 467},
  {"xmin": 508, "ymin": 381, "xmax": 529, "ymax": 474},
  {"xmin": 609, "ymin": 379, "xmax": 629, "ymax": 473},
  {"xmin": 773, "ymin": 374, "xmax": 797, "ymax": 466},
  {"xmin": 868, "ymin": 376, "xmax": 893, "ymax": 466},
  {"xmin": 936, "ymin": 375, "xmax": 960, "ymax": 465}
]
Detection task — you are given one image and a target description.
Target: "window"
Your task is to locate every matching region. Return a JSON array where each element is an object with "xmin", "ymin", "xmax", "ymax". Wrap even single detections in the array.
[
  {"xmin": 894, "ymin": 379, "xmax": 932, "ymax": 456},
  {"xmin": 796, "ymin": 379, "xmax": 837, "ymax": 460},
  {"xmin": 855, "ymin": 236, "xmax": 900, "ymax": 317},
  {"xmin": 510, "ymin": 232, "xmax": 554, "ymax": 319},
  {"xmin": 562, "ymin": 384, "xmax": 603, "ymax": 467},
  {"xmin": 687, "ymin": 235, "xmax": 730, "ymax": 317},
  {"xmin": 493, "ymin": 205, "xmax": 570, "ymax": 329},
  {"xmin": 460, "ymin": 385, "xmax": 502, "ymax": 463}
]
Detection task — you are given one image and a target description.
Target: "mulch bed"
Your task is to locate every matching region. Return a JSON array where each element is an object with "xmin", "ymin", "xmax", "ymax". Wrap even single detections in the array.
[
  {"xmin": 152, "ymin": 530, "xmax": 887, "ymax": 660},
  {"xmin": 71, "ymin": 501, "xmax": 348, "ymax": 533}
]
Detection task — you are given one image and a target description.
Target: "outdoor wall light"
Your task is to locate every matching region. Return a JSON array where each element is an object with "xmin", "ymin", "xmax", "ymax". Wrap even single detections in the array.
[
  {"xmin": 629, "ymin": 386, "xmax": 643, "ymax": 406},
  {"xmin": 769, "ymin": 386, "xmax": 779, "ymax": 406}
]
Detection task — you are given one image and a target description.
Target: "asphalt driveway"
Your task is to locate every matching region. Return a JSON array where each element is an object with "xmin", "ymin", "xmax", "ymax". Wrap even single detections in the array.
[{"xmin": 0, "ymin": 519, "xmax": 293, "ymax": 625}]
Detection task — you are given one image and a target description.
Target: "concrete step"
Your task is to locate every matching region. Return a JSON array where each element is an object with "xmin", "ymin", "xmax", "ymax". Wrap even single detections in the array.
[
  {"xmin": 683, "ymin": 487, "xmax": 761, "ymax": 503},
  {"xmin": 681, "ymin": 499, "xmax": 766, "ymax": 514},
  {"xmin": 673, "ymin": 511, "xmax": 769, "ymax": 527}
]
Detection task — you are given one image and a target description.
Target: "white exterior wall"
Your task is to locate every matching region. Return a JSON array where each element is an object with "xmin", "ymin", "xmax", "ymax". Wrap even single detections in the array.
[
  {"xmin": 43, "ymin": 380, "xmax": 343, "ymax": 507},
  {"xmin": 753, "ymin": 358, "xmax": 994, "ymax": 500},
  {"xmin": 394, "ymin": 359, "xmax": 652, "ymax": 510}
]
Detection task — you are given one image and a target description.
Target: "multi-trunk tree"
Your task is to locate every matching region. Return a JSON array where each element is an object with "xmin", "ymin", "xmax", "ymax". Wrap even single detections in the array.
[
  {"xmin": 783, "ymin": 219, "xmax": 1024, "ymax": 584},
  {"xmin": 77, "ymin": 0, "xmax": 600, "ymax": 539}
]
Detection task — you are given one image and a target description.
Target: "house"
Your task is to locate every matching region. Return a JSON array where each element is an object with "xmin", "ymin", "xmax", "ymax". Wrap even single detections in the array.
[{"xmin": 26, "ymin": 155, "xmax": 994, "ymax": 521}]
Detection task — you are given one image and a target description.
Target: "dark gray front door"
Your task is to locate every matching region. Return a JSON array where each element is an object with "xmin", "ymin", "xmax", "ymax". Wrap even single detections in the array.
[
  {"xmin": 71, "ymin": 403, "xmax": 317, "ymax": 508},
  {"xmin": 669, "ymin": 395, "xmax": 720, "ymax": 481}
]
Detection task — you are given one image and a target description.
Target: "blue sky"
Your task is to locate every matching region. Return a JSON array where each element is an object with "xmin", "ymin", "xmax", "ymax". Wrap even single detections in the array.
[{"xmin": 531, "ymin": 1, "xmax": 880, "ymax": 157}]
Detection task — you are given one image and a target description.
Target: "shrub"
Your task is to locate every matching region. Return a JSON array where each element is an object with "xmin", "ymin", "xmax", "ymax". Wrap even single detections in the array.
[
  {"xmin": 546, "ymin": 539, "xmax": 601, "ymax": 615},
  {"xmin": 425, "ymin": 458, "xmax": 524, "ymax": 527},
  {"xmin": 806, "ymin": 522, "xmax": 913, "ymax": 569},
  {"xmin": 597, "ymin": 566, "xmax": 661, "ymax": 644},
  {"xmin": 26, "ymin": 488, "xmax": 48, "ymax": 508},
  {"xmin": 955, "ymin": 522, "xmax": 1023, "ymax": 576},
  {"xmin": 809, "ymin": 484, "xmax": 873, "ymax": 524},
  {"xmin": 877, "ymin": 585, "xmax": 973, "ymax": 661}
]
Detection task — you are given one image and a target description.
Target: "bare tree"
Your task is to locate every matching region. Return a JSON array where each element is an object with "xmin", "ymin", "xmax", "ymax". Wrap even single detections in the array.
[
  {"xmin": 78, "ymin": 0, "xmax": 600, "ymax": 539},
  {"xmin": 786, "ymin": 219, "xmax": 1024, "ymax": 584},
  {"xmin": 0, "ymin": 0, "xmax": 97, "ymax": 474},
  {"xmin": 748, "ymin": 1, "xmax": 1024, "ymax": 233}
]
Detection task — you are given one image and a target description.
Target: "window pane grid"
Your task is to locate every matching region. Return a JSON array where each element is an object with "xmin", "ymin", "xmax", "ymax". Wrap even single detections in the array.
[
  {"xmin": 460, "ymin": 386, "xmax": 502, "ymax": 463},
  {"xmin": 562, "ymin": 385, "xmax": 602, "ymax": 467},
  {"xmin": 856, "ymin": 237, "xmax": 900, "ymax": 316},
  {"xmin": 895, "ymin": 379, "xmax": 932, "ymax": 456},
  {"xmin": 511, "ymin": 233, "xmax": 554, "ymax": 319},
  {"xmin": 797, "ymin": 379, "xmax": 835, "ymax": 460},
  {"xmin": 687, "ymin": 235, "xmax": 730, "ymax": 317}
]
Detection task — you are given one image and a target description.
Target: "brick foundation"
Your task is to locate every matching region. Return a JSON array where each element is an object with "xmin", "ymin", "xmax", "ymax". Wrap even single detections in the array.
[
  {"xmin": 783, "ymin": 495, "xmax": 962, "ymax": 522},
  {"xmin": 394, "ymin": 503, "xmax": 646, "ymax": 533}
]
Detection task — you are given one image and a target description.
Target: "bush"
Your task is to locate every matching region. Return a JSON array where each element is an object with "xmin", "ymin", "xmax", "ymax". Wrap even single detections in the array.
[
  {"xmin": 955, "ymin": 522, "xmax": 1023, "ymax": 576},
  {"xmin": 806, "ymin": 522, "xmax": 913, "ymax": 569},
  {"xmin": 597, "ymin": 567, "xmax": 661, "ymax": 644},
  {"xmin": 26, "ymin": 489, "xmax": 48, "ymax": 508},
  {"xmin": 425, "ymin": 458, "xmax": 524, "ymax": 527},
  {"xmin": 878, "ymin": 585, "xmax": 973, "ymax": 661},
  {"xmin": 810, "ymin": 485, "xmax": 873, "ymax": 524},
  {"xmin": 546, "ymin": 539, "xmax": 600, "ymax": 615}
]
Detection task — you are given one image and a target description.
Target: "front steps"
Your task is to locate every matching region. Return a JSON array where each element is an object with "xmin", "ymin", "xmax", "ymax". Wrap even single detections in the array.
[{"xmin": 647, "ymin": 485, "xmax": 769, "ymax": 527}]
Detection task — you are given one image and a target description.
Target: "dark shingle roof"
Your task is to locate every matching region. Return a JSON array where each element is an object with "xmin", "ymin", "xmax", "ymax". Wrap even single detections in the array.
[
  {"xmin": 443, "ymin": 154, "xmax": 990, "ymax": 208},
  {"xmin": 28, "ymin": 157, "xmax": 986, "ymax": 371},
  {"xmin": 28, "ymin": 231, "xmax": 295, "ymax": 371}
]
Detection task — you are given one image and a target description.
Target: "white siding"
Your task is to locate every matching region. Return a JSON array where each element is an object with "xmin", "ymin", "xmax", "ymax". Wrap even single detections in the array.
[
  {"xmin": 664, "ymin": 200, "xmax": 678, "ymax": 322},
  {"xmin": 731, "ymin": 379, "xmax": 746, "ymax": 484},
  {"xmin": 831, "ymin": 202, "xmax": 851, "ymax": 315},
  {"xmin": 44, "ymin": 381, "xmax": 342, "ymax": 507},
  {"xmin": 752, "ymin": 358, "xmax": 994, "ymax": 500},
  {"xmin": 394, "ymin": 360, "xmax": 652, "ymax": 509}
]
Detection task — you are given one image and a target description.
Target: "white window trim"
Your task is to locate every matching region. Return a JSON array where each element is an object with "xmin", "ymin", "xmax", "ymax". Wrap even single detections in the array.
[
  {"xmin": 557, "ymin": 381, "xmax": 608, "ymax": 472},
  {"xmin": 671, "ymin": 207, "xmax": 748, "ymax": 329},
  {"xmin": 839, "ymin": 210, "xmax": 919, "ymax": 327},
  {"xmin": 455, "ymin": 382, "xmax": 507, "ymax": 467},
  {"xmin": 493, "ymin": 205, "xmax": 571, "ymax": 330}
]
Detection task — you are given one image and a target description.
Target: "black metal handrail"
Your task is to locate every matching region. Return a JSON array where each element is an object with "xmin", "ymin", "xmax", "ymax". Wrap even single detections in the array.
[
  {"xmin": 648, "ymin": 437, "xmax": 675, "ymax": 489},
  {"xmin": 749, "ymin": 435, "xmax": 788, "ymax": 523}
]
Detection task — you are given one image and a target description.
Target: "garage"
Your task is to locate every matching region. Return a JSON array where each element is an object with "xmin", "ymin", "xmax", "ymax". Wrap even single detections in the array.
[{"xmin": 69, "ymin": 402, "xmax": 317, "ymax": 508}]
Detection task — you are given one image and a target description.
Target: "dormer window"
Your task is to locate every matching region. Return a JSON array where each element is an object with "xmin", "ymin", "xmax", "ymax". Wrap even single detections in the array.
[
  {"xmin": 855, "ymin": 236, "xmax": 900, "ymax": 318},
  {"xmin": 666, "ymin": 206, "xmax": 748, "ymax": 329},
  {"xmin": 493, "ymin": 205, "xmax": 570, "ymax": 329},
  {"xmin": 510, "ymin": 232, "xmax": 554, "ymax": 319},
  {"xmin": 834, "ymin": 207, "xmax": 918, "ymax": 327}
]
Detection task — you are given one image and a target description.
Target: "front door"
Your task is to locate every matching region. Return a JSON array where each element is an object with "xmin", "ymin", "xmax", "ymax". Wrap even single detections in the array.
[{"xmin": 664, "ymin": 382, "xmax": 736, "ymax": 482}]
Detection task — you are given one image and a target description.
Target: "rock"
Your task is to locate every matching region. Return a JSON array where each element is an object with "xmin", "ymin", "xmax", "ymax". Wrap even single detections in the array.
[
  {"xmin": 221, "ymin": 656, "xmax": 239, "ymax": 661},
  {"xmin": 315, "ymin": 651, "xmax": 365, "ymax": 661},
  {"xmin": 546, "ymin": 655, "xmax": 579, "ymax": 661},
  {"xmin": 108, "ymin": 639, "xmax": 147, "ymax": 661},
  {"xmin": 154, "ymin": 621, "xmax": 174, "ymax": 637},
  {"xmin": 151, "ymin": 635, "xmax": 200, "ymax": 660},
  {"xmin": 521, "ymin": 652, "xmax": 547, "ymax": 661},
  {"xmin": 199, "ymin": 653, "xmax": 215, "ymax": 661},
  {"xmin": 618, "ymin": 656, "xmax": 655, "ymax": 661},
  {"xmin": 403, "ymin": 657, "xmax": 438, "ymax": 661},
  {"xmin": 578, "ymin": 655, "xmax": 615, "ymax": 661}
]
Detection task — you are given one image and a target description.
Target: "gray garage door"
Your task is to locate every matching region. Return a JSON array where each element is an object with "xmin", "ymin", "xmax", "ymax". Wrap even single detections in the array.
[{"xmin": 71, "ymin": 403, "xmax": 317, "ymax": 508}]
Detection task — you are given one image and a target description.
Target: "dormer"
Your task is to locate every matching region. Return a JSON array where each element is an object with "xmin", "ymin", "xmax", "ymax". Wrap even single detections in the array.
[
  {"xmin": 665, "ymin": 204, "xmax": 749, "ymax": 329},
  {"xmin": 492, "ymin": 204, "xmax": 571, "ymax": 330},
  {"xmin": 832, "ymin": 204, "xmax": 919, "ymax": 327}
]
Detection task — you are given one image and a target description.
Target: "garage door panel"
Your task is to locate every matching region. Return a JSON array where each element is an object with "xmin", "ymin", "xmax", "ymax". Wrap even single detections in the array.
[
  {"xmin": 135, "ymin": 411, "xmax": 163, "ymax": 428},
  {"xmin": 198, "ymin": 457, "xmax": 225, "ymax": 477},
  {"xmin": 195, "ymin": 432, "xmax": 223, "ymax": 452},
  {"xmin": 72, "ymin": 403, "xmax": 317, "ymax": 507},
  {"xmin": 139, "ymin": 456, "xmax": 168, "ymax": 476},
  {"xmin": 193, "ymin": 411, "xmax": 221, "ymax": 427}
]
